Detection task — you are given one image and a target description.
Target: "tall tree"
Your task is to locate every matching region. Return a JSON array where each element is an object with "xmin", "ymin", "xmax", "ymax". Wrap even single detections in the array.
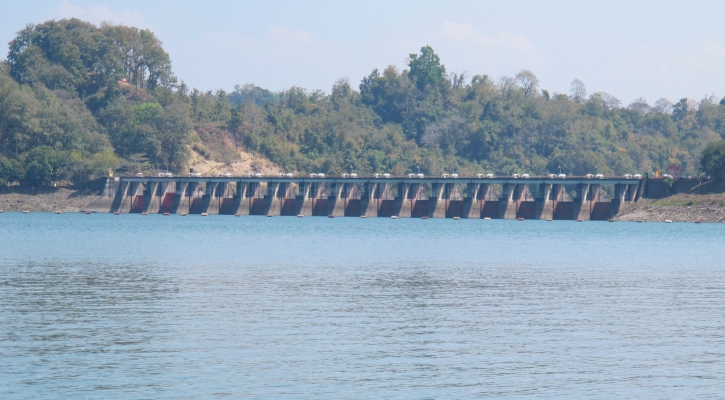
[
  {"xmin": 570, "ymin": 79, "xmax": 587, "ymax": 103},
  {"xmin": 701, "ymin": 139, "xmax": 725, "ymax": 181},
  {"xmin": 515, "ymin": 70, "xmax": 539, "ymax": 98},
  {"xmin": 408, "ymin": 45, "xmax": 446, "ymax": 91}
]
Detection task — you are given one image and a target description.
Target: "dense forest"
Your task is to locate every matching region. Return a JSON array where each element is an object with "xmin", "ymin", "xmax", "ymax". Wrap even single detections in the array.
[{"xmin": 1, "ymin": 18, "xmax": 725, "ymax": 186}]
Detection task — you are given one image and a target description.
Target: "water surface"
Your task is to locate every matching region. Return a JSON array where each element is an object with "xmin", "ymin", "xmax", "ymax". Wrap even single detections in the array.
[{"xmin": 1, "ymin": 214, "xmax": 724, "ymax": 398}]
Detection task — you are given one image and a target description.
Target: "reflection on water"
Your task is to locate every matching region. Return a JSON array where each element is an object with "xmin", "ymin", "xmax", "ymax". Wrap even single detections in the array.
[{"xmin": 1, "ymin": 214, "xmax": 724, "ymax": 398}]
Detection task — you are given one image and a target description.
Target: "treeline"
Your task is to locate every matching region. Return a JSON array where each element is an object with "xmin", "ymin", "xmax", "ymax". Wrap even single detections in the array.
[
  {"xmin": 220, "ymin": 46, "xmax": 724, "ymax": 177},
  {"xmin": 178, "ymin": 47, "xmax": 725, "ymax": 177},
  {"xmin": 2, "ymin": 19, "xmax": 725, "ymax": 187}
]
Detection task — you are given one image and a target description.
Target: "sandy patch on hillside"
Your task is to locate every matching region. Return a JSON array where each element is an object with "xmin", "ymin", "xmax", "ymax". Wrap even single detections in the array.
[{"xmin": 187, "ymin": 148, "xmax": 281, "ymax": 176}]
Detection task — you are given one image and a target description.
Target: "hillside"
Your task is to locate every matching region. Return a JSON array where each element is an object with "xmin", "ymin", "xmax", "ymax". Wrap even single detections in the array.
[{"xmin": 1, "ymin": 19, "xmax": 725, "ymax": 189}]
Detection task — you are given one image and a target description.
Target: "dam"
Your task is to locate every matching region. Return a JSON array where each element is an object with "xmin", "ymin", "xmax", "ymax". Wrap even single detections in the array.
[{"xmin": 84, "ymin": 176, "xmax": 644, "ymax": 220}]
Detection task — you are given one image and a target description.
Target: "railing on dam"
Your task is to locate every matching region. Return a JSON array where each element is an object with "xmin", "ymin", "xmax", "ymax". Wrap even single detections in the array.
[{"xmin": 84, "ymin": 176, "xmax": 645, "ymax": 220}]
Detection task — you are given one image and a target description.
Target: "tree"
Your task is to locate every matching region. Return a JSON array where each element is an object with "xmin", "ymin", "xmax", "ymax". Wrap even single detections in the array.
[
  {"xmin": 672, "ymin": 98, "xmax": 693, "ymax": 121},
  {"xmin": 89, "ymin": 150, "xmax": 120, "ymax": 177},
  {"xmin": 22, "ymin": 146, "xmax": 69, "ymax": 186},
  {"xmin": 213, "ymin": 89, "xmax": 230, "ymax": 121},
  {"xmin": 177, "ymin": 80, "xmax": 188, "ymax": 98},
  {"xmin": 0, "ymin": 157, "xmax": 24, "ymax": 185},
  {"xmin": 654, "ymin": 98, "xmax": 673, "ymax": 114},
  {"xmin": 9, "ymin": 20, "xmax": 121, "ymax": 95},
  {"xmin": 498, "ymin": 76, "xmax": 518, "ymax": 99},
  {"xmin": 139, "ymin": 29, "xmax": 174, "ymax": 89},
  {"xmin": 228, "ymin": 104, "xmax": 243, "ymax": 134},
  {"xmin": 408, "ymin": 46, "xmax": 446, "ymax": 91},
  {"xmin": 331, "ymin": 77, "xmax": 353, "ymax": 108},
  {"xmin": 628, "ymin": 97, "xmax": 651, "ymax": 115},
  {"xmin": 449, "ymin": 71, "xmax": 468, "ymax": 89},
  {"xmin": 515, "ymin": 70, "xmax": 539, "ymax": 98},
  {"xmin": 701, "ymin": 139, "xmax": 725, "ymax": 181},
  {"xmin": 570, "ymin": 79, "xmax": 587, "ymax": 103}
]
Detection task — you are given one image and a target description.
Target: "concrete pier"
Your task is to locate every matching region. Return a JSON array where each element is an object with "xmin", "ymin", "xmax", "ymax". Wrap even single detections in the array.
[
  {"xmin": 328, "ymin": 182, "xmax": 346, "ymax": 217},
  {"xmin": 359, "ymin": 182, "xmax": 378, "ymax": 217},
  {"xmin": 499, "ymin": 183, "xmax": 520, "ymax": 219},
  {"xmin": 463, "ymin": 183, "xmax": 481, "ymax": 219},
  {"xmin": 295, "ymin": 182, "xmax": 312, "ymax": 216},
  {"xmin": 573, "ymin": 183, "xmax": 590, "ymax": 221},
  {"xmin": 535, "ymin": 183, "xmax": 553, "ymax": 220},
  {"xmin": 429, "ymin": 183, "xmax": 447, "ymax": 218}
]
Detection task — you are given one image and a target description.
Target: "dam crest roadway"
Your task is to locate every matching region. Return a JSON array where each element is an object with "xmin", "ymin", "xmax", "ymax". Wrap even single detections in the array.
[{"xmin": 84, "ymin": 175, "xmax": 645, "ymax": 221}]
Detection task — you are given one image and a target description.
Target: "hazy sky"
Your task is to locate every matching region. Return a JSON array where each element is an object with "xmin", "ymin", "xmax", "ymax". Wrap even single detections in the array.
[{"xmin": 2, "ymin": 0, "xmax": 724, "ymax": 105}]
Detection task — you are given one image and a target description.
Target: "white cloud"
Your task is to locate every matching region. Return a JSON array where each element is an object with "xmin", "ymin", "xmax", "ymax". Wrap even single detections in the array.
[
  {"xmin": 53, "ymin": 1, "xmax": 150, "ymax": 29},
  {"xmin": 434, "ymin": 21, "xmax": 540, "ymax": 62}
]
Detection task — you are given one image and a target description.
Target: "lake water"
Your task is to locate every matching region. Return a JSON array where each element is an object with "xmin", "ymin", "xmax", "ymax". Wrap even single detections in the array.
[{"xmin": 1, "ymin": 213, "xmax": 724, "ymax": 398}]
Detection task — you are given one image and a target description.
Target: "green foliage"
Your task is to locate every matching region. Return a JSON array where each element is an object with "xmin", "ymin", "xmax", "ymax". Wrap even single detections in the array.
[
  {"xmin": 7, "ymin": 19, "xmax": 174, "ymax": 95},
  {"xmin": 0, "ymin": 19, "xmax": 190, "ymax": 186},
  {"xmin": 229, "ymin": 54, "xmax": 725, "ymax": 178},
  {"xmin": 0, "ymin": 157, "xmax": 24, "ymax": 185},
  {"xmin": 21, "ymin": 146, "xmax": 68, "ymax": 186},
  {"xmin": 408, "ymin": 46, "xmax": 446, "ymax": 91},
  {"xmin": 700, "ymin": 139, "xmax": 725, "ymax": 181},
  {"xmin": 97, "ymin": 99, "xmax": 191, "ymax": 171},
  {"xmin": 228, "ymin": 84, "xmax": 278, "ymax": 106}
]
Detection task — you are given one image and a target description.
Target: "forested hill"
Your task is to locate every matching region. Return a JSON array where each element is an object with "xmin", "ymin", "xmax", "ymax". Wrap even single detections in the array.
[{"xmin": 1, "ymin": 19, "xmax": 724, "ymax": 187}]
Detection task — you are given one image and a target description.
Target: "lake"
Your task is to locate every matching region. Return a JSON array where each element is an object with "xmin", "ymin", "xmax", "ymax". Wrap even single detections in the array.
[{"xmin": 1, "ymin": 213, "xmax": 724, "ymax": 398}]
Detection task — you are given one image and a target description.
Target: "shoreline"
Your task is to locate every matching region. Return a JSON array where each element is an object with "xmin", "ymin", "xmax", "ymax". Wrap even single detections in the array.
[
  {"xmin": 612, "ymin": 201, "xmax": 725, "ymax": 223},
  {"xmin": 2, "ymin": 186, "xmax": 724, "ymax": 223},
  {"xmin": 0, "ymin": 187, "xmax": 100, "ymax": 213}
]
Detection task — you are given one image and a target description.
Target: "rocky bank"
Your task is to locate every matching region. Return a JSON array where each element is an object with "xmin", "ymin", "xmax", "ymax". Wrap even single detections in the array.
[
  {"xmin": 614, "ymin": 200, "xmax": 725, "ymax": 223},
  {"xmin": 0, "ymin": 187, "xmax": 99, "ymax": 213}
]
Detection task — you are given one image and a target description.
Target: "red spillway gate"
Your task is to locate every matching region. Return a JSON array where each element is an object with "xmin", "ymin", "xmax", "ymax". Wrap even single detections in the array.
[
  {"xmin": 159, "ymin": 193, "xmax": 175, "ymax": 213},
  {"xmin": 130, "ymin": 195, "xmax": 144, "ymax": 213}
]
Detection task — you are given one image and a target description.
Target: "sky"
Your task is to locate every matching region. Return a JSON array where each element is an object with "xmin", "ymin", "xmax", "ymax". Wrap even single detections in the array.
[{"xmin": 1, "ymin": 0, "xmax": 724, "ymax": 105}]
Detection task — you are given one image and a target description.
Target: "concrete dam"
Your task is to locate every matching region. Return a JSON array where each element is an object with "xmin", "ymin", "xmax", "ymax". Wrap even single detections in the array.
[{"xmin": 84, "ymin": 176, "xmax": 644, "ymax": 220}]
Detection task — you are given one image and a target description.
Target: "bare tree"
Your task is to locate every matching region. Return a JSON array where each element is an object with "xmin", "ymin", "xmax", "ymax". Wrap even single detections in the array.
[
  {"xmin": 654, "ymin": 98, "xmax": 673, "ymax": 114},
  {"xmin": 569, "ymin": 79, "xmax": 587, "ymax": 103},
  {"xmin": 699, "ymin": 94, "xmax": 718, "ymax": 108},
  {"xmin": 628, "ymin": 97, "xmax": 652, "ymax": 115},
  {"xmin": 515, "ymin": 70, "xmax": 539, "ymax": 98},
  {"xmin": 448, "ymin": 71, "xmax": 468, "ymax": 89},
  {"xmin": 599, "ymin": 92, "xmax": 621, "ymax": 109},
  {"xmin": 498, "ymin": 76, "xmax": 518, "ymax": 99}
]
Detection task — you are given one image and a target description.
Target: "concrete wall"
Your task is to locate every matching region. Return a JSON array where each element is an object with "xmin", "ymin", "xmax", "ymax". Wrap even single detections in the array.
[{"xmin": 643, "ymin": 178, "xmax": 701, "ymax": 199}]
